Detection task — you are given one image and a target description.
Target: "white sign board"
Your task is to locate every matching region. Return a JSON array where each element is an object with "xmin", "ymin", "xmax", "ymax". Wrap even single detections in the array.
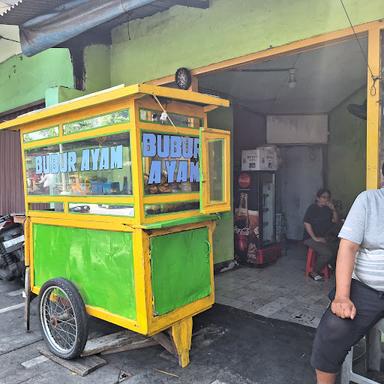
[{"xmin": 267, "ymin": 115, "xmax": 328, "ymax": 144}]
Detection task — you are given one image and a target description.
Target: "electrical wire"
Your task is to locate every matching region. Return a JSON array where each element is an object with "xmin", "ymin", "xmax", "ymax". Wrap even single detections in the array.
[
  {"xmin": 339, "ymin": 0, "xmax": 381, "ymax": 96},
  {"xmin": 271, "ymin": 52, "xmax": 301, "ymax": 108},
  {"xmin": 152, "ymin": 94, "xmax": 177, "ymax": 129},
  {"xmin": 0, "ymin": 35, "xmax": 20, "ymax": 43}
]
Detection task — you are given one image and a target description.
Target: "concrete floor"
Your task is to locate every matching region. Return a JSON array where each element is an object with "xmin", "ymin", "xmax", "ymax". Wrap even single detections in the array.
[
  {"xmin": 0, "ymin": 279, "xmax": 318, "ymax": 384},
  {"xmin": 0, "ymin": 243, "xmax": 333, "ymax": 384},
  {"xmin": 215, "ymin": 242, "xmax": 334, "ymax": 328}
]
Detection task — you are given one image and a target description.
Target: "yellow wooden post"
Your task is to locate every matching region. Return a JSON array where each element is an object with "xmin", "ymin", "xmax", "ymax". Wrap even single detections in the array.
[
  {"xmin": 366, "ymin": 26, "xmax": 382, "ymax": 189},
  {"xmin": 171, "ymin": 316, "xmax": 193, "ymax": 368},
  {"xmin": 129, "ymin": 99, "xmax": 145, "ymax": 224}
]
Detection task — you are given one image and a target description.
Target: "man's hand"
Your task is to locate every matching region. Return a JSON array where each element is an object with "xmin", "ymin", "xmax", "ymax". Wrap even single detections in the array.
[
  {"xmin": 331, "ymin": 297, "xmax": 356, "ymax": 319},
  {"xmin": 314, "ymin": 237, "xmax": 327, "ymax": 243}
]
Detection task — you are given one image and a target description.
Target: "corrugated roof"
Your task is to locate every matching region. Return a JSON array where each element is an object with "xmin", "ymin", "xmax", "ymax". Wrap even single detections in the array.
[
  {"xmin": 0, "ymin": 0, "xmax": 208, "ymax": 25},
  {"xmin": 0, "ymin": 0, "xmax": 70, "ymax": 23}
]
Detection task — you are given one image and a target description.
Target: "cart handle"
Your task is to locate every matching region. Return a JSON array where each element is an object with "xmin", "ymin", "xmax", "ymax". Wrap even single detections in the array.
[{"xmin": 205, "ymin": 240, "xmax": 211, "ymax": 257}]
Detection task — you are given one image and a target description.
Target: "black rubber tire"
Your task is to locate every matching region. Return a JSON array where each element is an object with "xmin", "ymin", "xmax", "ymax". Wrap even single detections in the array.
[{"xmin": 39, "ymin": 278, "xmax": 88, "ymax": 359}]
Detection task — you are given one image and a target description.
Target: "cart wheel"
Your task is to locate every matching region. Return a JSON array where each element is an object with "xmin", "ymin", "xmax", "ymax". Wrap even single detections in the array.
[{"xmin": 39, "ymin": 278, "xmax": 88, "ymax": 359}]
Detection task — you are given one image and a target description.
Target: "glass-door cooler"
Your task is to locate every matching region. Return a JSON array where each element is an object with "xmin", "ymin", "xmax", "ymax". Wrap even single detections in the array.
[{"xmin": 234, "ymin": 170, "xmax": 281, "ymax": 266}]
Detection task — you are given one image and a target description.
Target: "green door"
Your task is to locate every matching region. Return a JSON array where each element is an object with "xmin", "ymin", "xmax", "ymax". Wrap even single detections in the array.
[{"xmin": 150, "ymin": 227, "xmax": 211, "ymax": 316}]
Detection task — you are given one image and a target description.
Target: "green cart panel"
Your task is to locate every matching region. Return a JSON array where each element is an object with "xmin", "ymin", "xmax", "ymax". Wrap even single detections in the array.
[
  {"xmin": 33, "ymin": 224, "xmax": 136, "ymax": 320},
  {"xmin": 150, "ymin": 227, "xmax": 211, "ymax": 316}
]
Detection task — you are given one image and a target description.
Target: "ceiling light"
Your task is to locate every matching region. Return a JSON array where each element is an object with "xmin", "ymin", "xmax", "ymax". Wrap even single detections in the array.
[{"xmin": 288, "ymin": 68, "xmax": 296, "ymax": 89}]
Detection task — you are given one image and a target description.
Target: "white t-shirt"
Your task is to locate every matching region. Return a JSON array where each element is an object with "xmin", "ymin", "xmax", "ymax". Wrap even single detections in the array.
[{"xmin": 339, "ymin": 189, "xmax": 384, "ymax": 291}]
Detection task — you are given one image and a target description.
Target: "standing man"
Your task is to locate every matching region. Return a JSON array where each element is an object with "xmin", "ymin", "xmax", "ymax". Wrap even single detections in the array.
[{"xmin": 311, "ymin": 165, "xmax": 384, "ymax": 383}]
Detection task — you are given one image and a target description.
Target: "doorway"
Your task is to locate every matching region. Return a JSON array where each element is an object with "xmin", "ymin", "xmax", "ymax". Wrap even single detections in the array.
[{"xmin": 200, "ymin": 36, "xmax": 368, "ymax": 327}]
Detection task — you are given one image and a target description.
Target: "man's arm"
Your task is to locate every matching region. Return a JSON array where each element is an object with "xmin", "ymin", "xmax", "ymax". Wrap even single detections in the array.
[
  {"xmin": 331, "ymin": 239, "xmax": 359, "ymax": 319},
  {"xmin": 332, "ymin": 192, "xmax": 366, "ymax": 319},
  {"xmin": 331, "ymin": 208, "xmax": 338, "ymax": 223},
  {"xmin": 325, "ymin": 201, "xmax": 338, "ymax": 223},
  {"xmin": 304, "ymin": 222, "xmax": 326, "ymax": 243}
]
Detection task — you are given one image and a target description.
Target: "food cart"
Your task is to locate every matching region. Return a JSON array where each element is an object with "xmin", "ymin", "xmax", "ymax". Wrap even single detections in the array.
[{"xmin": 0, "ymin": 84, "xmax": 230, "ymax": 367}]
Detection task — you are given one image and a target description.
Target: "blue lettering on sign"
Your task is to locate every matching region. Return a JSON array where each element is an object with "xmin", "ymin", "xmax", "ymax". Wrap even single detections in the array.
[
  {"xmin": 67, "ymin": 152, "xmax": 77, "ymax": 172},
  {"xmin": 148, "ymin": 160, "xmax": 161, "ymax": 184},
  {"xmin": 33, "ymin": 145, "xmax": 123, "ymax": 175},
  {"xmin": 50, "ymin": 154, "xmax": 60, "ymax": 174},
  {"xmin": 81, "ymin": 150, "xmax": 90, "ymax": 171},
  {"xmin": 110, "ymin": 145, "xmax": 123, "ymax": 169},
  {"xmin": 60, "ymin": 153, "xmax": 68, "ymax": 173},
  {"xmin": 35, "ymin": 157, "xmax": 43, "ymax": 175},
  {"xmin": 157, "ymin": 135, "xmax": 169, "ymax": 158},
  {"xmin": 170, "ymin": 136, "xmax": 182, "ymax": 158},
  {"xmin": 165, "ymin": 161, "xmax": 176, "ymax": 183},
  {"xmin": 176, "ymin": 161, "xmax": 188, "ymax": 183},
  {"xmin": 91, "ymin": 148, "xmax": 100, "ymax": 170},
  {"xmin": 190, "ymin": 162, "xmax": 200, "ymax": 182},
  {"xmin": 142, "ymin": 134, "xmax": 200, "ymax": 185},
  {"xmin": 43, "ymin": 156, "xmax": 50, "ymax": 174},
  {"xmin": 99, "ymin": 148, "xmax": 110, "ymax": 170},
  {"xmin": 182, "ymin": 137, "xmax": 193, "ymax": 159},
  {"xmin": 142, "ymin": 133, "xmax": 156, "ymax": 157}
]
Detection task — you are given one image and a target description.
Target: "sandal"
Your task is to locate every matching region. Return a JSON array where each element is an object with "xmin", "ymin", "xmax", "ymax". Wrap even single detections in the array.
[{"xmin": 309, "ymin": 272, "xmax": 323, "ymax": 281}]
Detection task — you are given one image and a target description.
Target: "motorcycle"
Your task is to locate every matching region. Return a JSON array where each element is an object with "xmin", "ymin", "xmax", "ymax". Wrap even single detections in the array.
[{"xmin": 0, "ymin": 214, "xmax": 25, "ymax": 281}]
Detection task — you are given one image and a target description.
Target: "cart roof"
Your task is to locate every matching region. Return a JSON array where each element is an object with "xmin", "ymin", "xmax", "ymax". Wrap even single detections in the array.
[{"xmin": 0, "ymin": 83, "xmax": 230, "ymax": 131}]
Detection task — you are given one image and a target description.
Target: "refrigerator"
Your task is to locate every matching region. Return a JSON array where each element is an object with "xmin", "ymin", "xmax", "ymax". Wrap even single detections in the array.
[{"xmin": 234, "ymin": 169, "xmax": 281, "ymax": 266}]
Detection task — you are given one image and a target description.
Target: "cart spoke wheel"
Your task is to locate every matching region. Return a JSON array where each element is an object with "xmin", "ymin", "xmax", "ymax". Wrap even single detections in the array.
[{"xmin": 39, "ymin": 278, "xmax": 88, "ymax": 360}]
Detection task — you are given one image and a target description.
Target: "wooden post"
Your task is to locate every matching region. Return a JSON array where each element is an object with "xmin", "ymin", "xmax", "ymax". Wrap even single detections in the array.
[
  {"xmin": 366, "ymin": 26, "xmax": 381, "ymax": 189},
  {"xmin": 24, "ymin": 266, "xmax": 31, "ymax": 332},
  {"xmin": 170, "ymin": 316, "xmax": 193, "ymax": 368}
]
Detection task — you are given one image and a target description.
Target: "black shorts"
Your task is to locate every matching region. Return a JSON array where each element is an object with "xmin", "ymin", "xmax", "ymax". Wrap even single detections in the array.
[{"xmin": 311, "ymin": 279, "xmax": 384, "ymax": 373}]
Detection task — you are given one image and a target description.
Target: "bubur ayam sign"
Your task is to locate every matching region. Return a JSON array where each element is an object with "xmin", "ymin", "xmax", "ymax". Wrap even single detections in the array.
[
  {"xmin": 33, "ymin": 133, "xmax": 200, "ymax": 184},
  {"xmin": 142, "ymin": 133, "xmax": 200, "ymax": 184}
]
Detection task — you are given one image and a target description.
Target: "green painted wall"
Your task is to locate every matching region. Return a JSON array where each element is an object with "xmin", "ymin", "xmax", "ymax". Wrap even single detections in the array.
[
  {"xmin": 110, "ymin": 0, "xmax": 384, "ymax": 86},
  {"xmin": 328, "ymin": 88, "xmax": 366, "ymax": 216},
  {"xmin": 44, "ymin": 45, "xmax": 110, "ymax": 108},
  {"xmin": 208, "ymin": 107, "xmax": 234, "ymax": 264},
  {"xmin": 83, "ymin": 45, "xmax": 111, "ymax": 93},
  {"xmin": 0, "ymin": 49, "xmax": 74, "ymax": 114},
  {"xmin": 45, "ymin": 86, "xmax": 86, "ymax": 107}
]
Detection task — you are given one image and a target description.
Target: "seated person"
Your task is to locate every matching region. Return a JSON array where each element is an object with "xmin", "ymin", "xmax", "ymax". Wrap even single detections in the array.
[{"xmin": 303, "ymin": 188, "xmax": 339, "ymax": 281}]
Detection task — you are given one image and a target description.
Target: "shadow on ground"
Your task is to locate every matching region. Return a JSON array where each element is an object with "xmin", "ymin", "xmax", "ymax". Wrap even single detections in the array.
[{"xmin": 105, "ymin": 304, "xmax": 318, "ymax": 384}]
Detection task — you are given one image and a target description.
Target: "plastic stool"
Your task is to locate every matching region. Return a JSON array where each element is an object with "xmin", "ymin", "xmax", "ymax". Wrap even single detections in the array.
[
  {"xmin": 305, "ymin": 247, "xmax": 330, "ymax": 279},
  {"xmin": 341, "ymin": 319, "xmax": 384, "ymax": 384}
]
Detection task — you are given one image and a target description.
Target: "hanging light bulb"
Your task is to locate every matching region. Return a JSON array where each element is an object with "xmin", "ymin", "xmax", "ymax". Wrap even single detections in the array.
[{"xmin": 288, "ymin": 68, "xmax": 297, "ymax": 89}]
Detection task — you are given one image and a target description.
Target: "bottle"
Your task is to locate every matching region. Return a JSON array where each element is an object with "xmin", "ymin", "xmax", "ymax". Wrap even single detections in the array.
[{"xmin": 236, "ymin": 192, "xmax": 249, "ymax": 229}]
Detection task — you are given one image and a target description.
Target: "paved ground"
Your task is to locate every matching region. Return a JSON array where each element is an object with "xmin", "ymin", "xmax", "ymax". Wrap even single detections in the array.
[
  {"xmin": 0, "ymin": 277, "xmax": 321, "ymax": 384},
  {"xmin": 216, "ymin": 242, "xmax": 333, "ymax": 328}
]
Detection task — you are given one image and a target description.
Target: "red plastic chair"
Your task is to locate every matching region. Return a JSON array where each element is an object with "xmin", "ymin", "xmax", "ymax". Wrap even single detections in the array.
[{"xmin": 305, "ymin": 247, "xmax": 330, "ymax": 279}]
